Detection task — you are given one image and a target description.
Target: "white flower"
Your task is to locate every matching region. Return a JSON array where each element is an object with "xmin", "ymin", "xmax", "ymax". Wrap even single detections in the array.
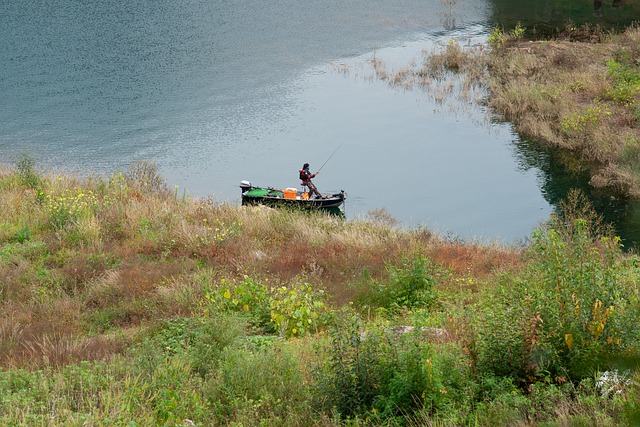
[{"xmin": 596, "ymin": 369, "xmax": 631, "ymax": 397}]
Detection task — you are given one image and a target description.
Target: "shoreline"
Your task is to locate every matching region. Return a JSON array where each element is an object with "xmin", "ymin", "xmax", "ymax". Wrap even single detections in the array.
[{"xmin": 487, "ymin": 25, "xmax": 640, "ymax": 197}]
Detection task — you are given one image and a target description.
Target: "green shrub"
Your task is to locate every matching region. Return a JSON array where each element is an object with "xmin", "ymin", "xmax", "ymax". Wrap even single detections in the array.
[
  {"xmin": 372, "ymin": 335, "xmax": 434, "ymax": 418},
  {"xmin": 12, "ymin": 225, "xmax": 31, "ymax": 244},
  {"xmin": 130, "ymin": 315, "xmax": 244, "ymax": 379},
  {"xmin": 188, "ymin": 315, "xmax": 246, "ymax": 378},
  {"xmin": 471, "ymin": 293, "xmax": 531, "ymax": 380},
  {"xmin": 604, "ymin": 59, "xmax": 640, "ymax": 105},
  {"xmin": 133, "ymin": 356, "xmax": 208, "ymax": 426},
  {"xmin": 607, "ymin": 58, "xmax": 640, "ymax": 85},
  {"xmin": 473, "ymin": 377, "xmax": 528, "ymax": 426},
  {"xmin": 472, "ymin": 191, "xmax": 640, "ymax": 383},
  {"xmin": 314, "ymin": 316, "xmax": 387, "ymax": 418},
  {"xmin": 488, "ymin": 22, "xmax": 525, "ymax": 48},
  {"xmin": 362, "ymin": 254, "xmax": 442, "ymax": 311},
  {"xmin": 488, "ymin": 26, "xmax": 507, "ymax": 47},
  {"xmin": 0, "ymin": 223, "xmax": 33, "ymax": 245},
  {"xmin": 604, "ymin": 82, "xmax": 638, "ymax": 105},
  {"xmin": 477, "ymin": 374, "xmax": 520, "ymax": 402},
  {"xmin": 203, "ymin": 275, "xmax": 273, "ymax": 331},
  {"xmin": 315, "ymin": 315, "xmax": 457, "ymax": 421},
  {"xmin": 624, "ymin": 369, "xmax": 640, "ymax": 426},
  {"xmin": 15, "ymin": 151, "xmax": 41, "ymax": 190},
  {"xmin": 560, "ymin": 101, "xmax": 611, "ymax": 137},
  {"xmin": 39, "ymin": 188, "xmax": 105, "ymax": 230},
  {"xmin": 205, "ymin": 343, "xmax": 311, "ymax": 425}
]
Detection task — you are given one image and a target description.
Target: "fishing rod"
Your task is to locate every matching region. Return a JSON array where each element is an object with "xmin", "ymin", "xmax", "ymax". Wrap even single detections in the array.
[{"xmin": 316, "ymin": 143, "xmax": 343, "ymax": 173}]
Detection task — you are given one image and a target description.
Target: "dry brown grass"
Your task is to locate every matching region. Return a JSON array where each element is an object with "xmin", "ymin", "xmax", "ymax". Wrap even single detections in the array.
[
  {"xmin": 427, "ymin": 240, "xmax": 521, "ymax": 278},
  {"xmin": 16, "ymin": 333, "xmax": 120, "ymax": 369},
  {"xmin": 0, "ymin": 296, "xmax": 126, "ymax": 369},
  {"xmin": 1, "ymin": 329, "xmax": 123, "ymax": 369}
]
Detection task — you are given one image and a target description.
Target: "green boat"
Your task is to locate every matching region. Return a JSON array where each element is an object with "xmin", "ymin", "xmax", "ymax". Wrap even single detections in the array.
[{"xmin": 240, "ymin": 180, "xmax": 346, "ymax": 213}]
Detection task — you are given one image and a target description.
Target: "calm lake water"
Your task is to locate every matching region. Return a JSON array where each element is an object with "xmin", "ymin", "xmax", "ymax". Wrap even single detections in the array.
[{"xmin": 2, "ymin": 0, "xmax": 640, "ymax": 245}]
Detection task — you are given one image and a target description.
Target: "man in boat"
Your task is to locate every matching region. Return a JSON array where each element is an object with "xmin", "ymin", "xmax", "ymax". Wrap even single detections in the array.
[{"xmin": 299, "ymin": 163, "xmax": 323, "ymax": 198}]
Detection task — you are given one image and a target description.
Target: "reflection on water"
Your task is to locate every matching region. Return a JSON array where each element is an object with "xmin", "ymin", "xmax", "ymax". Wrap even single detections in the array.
[
  {"xmin": 489, "ymin": 0, "xmax": 640, "ymax": 30},
  {"xmin": 594, "ymin": 0, "xmax": 627, "ymax": 17}
]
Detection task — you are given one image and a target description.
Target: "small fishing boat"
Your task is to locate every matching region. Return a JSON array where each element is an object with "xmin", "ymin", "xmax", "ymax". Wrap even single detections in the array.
[{"xmin": 240, "ymin": 180, "xmax": 346, "ymax": 212}]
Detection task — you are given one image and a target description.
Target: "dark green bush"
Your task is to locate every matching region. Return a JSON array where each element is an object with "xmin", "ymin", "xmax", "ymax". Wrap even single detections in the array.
[
  {"xmin": 373, "ymin": 333, "xmax": 434, "ymax": 418},
  {"xmin": 313, "ymin": 315, "xmax": 378, "ymax": 418},
  {"xmin": 188, "ymin": 315, "xmax": 246, "ymax": 378}
]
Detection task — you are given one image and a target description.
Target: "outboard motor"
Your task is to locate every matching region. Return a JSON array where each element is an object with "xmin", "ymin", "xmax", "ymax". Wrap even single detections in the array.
[{"xmin": 240, "ymin": 180, "xmax": 252, "ymax": 194}]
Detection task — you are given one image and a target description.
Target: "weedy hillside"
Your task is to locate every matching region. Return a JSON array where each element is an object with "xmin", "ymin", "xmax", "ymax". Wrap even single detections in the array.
[{"xmin": 0, "ymin": 158, "xmax": 639, "ymax": 426}]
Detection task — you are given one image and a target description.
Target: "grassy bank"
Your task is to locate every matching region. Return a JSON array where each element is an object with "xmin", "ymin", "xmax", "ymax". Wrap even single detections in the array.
[
  {"xmin": 486, "ymin": 24, "xmax": 640, "ymax": 196},
  {"xmin": 1, "ymin": 159, "xmax": 639, "ymax": 426}
]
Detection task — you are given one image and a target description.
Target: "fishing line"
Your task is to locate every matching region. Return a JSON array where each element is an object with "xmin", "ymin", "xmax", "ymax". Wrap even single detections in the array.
[{"xmin": 317, "ymin": 143, "xmax": 343, "ymax": 172}]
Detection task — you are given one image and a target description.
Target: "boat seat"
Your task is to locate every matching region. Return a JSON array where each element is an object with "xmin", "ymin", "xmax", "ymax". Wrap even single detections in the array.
[{"xmin": 300, "ymin": 184, "xmax": 311, "ymax": 200}]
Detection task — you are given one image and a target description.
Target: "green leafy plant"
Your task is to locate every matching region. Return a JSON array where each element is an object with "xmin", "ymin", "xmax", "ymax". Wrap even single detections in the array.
[
  {"xmin": 314, "ymin": 315, "xmax": 383, "ymax": 418},
  {"xmin": 362, "ymin": 254, "xmax": 442, "ymax": 311},
  {"xmin": 269, "ymin": 279, "xmax": 330, "ymax": 338},
  {"xmin": 511, "ymin": 22, "xmax": 525, "ymax": 39},
  {"xmin": 206, "ymin": 343, "xmax": 311, "ymax": 425},
  {"xmin": 560, "ymin": 100, "xmax": 611, "ymax": 136},
  {"xmin": 203, "ymin": 275, "xmax": 330, "ymax": 337},
  {"xmin": 472, "ymin": 190, "xmax": 640, "ymax": 383},
  {"xmin": 203, "ymin": 275, "xmax": 272, "ymax": 330},
  {"xmin": 11, "ymin": 225, "xmax": 31, "ymax": 244},
  {"xmin": 130, "ymin": 315, "xmax": 244, "ymax": 382},
  {"xmin": 488, "ymin": 22, "xmax": 525, "ymax": 48},
  {"xmin": 39, "ymin": 188, "xmax": 105, "ymax": 230},
  {"xmin": 315, "ymin": 315, "xmax": 456, "ymax": 421},
  {"xmin": 605, "ymin": 59, "xmax": 640, "ymax": 105}
]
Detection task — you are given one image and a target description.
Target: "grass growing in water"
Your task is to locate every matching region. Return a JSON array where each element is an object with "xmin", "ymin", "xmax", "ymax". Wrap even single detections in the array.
[{"xmin": 366, "ymin": 23, "xmax": 640, "ymax": 197}]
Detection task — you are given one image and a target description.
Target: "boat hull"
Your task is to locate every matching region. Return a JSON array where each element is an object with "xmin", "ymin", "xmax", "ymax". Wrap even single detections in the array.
[{"xmin": 240, "ymin": 182, "xmax": 346, "ymax": 213}]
